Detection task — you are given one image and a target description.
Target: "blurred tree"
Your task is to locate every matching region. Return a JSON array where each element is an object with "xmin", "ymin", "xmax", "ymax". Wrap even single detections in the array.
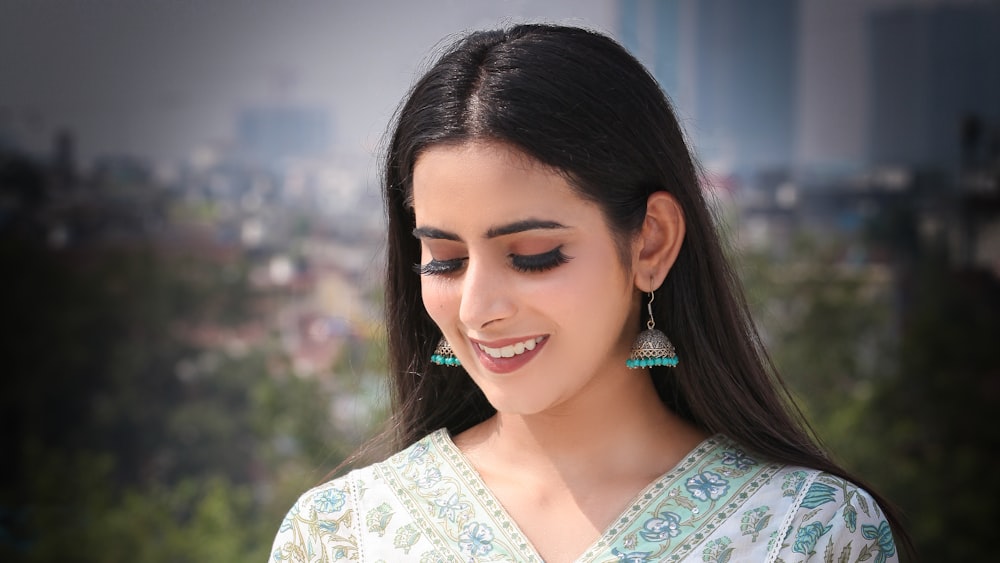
[
  {"xmin": 741, "ymin": 211, "xmax": 999, "ymax": 559},
  {"xmin": 740, "ymin": 235, "xmax": 896, "ymax": 468},
  {"xmin": 0, "ymin": 152, "xmax": 384, "ymax": 561},
  {"xmin": 858, "ymin": 250, "xmax": 1000, "ymax": 561}
]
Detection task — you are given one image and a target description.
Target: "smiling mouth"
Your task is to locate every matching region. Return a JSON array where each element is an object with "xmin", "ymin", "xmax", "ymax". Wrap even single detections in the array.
[{"xmin": 476, "ymin": 336, "xmax": 545, "ymax": 358}]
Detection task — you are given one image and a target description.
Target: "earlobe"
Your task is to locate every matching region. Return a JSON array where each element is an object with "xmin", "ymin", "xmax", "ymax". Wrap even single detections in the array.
[{"xmin": 634, "ymin": 191, "xmax": 685, "ymax": 291}]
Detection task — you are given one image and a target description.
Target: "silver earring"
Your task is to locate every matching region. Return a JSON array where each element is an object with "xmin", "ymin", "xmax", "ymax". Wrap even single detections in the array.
[
  {"xmin": 627, "ymin": 284, "xmax": 678, "ymax": 369},
  {"xmin": 430, "ymin": 337, "xmax": 461, "ymax": 366}
]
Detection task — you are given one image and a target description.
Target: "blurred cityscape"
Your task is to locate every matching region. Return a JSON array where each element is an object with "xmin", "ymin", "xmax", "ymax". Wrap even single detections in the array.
[
  {"xmin": 4, "ymin": 98, "xmax": 389, "ymax": 391},
  {"xmin": 2, "ymin": 0, "xmax": 999, "ymax": 560}
]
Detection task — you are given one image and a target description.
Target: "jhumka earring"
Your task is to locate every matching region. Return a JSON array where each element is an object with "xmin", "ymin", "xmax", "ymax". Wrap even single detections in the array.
[
  {"xmin": 430, "ymin": 337, "xmax": 461, "ymax": 367},
  {"xmin": 626, "ymin": 285, "xmax": 679, "ymax": 369}
]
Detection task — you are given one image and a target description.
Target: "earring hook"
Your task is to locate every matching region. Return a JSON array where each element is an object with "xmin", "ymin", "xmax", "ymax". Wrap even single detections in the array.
[{"xmin": 647, "ymin": 276, "xmax": 656, "ymax": 330}]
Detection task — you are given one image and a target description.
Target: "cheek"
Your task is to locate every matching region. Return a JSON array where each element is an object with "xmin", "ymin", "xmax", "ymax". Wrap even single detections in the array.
[
  {"xmin": 420, "ymin": 280, "xmax": 457, "ymax": 324},
  {"xmin": 545, "ymin": 248, "xmax": 627, "ymax": 300},
  {"xmin": 550, "ymin": 252, "xmax": 634, "ymax": 328}
]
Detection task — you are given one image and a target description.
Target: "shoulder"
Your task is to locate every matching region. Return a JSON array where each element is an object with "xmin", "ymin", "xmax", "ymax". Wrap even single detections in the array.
[
  {"xmin": 765, "ymin": 468, "xmax": 898, "ymax": 563},
  {"xmin": 268, "ymin": 432, "xmax": 445, "ymax": 563},
  {"xmin": 268, "ymin": 472, "xmax": 364, "ymax": 562},
  {"xmin": 289, "ymin": 474, "xmax": 360, "ymax": 523}
]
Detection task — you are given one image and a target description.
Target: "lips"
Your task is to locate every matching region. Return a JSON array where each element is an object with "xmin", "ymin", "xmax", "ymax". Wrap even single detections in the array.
[{"xmin": 470, "ymin": 335, "xmax": 547, "ymax": 374}]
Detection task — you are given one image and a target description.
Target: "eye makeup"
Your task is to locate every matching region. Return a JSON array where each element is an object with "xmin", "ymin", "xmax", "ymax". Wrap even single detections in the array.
[
  {"xmin": 414, "ymin": 257, "xmax": 467, "ymax": 276},
  {"xmin": 510, "ymin": 246, "xmax": 571, "ymax": 273},
  {"xmin": 415, "ymin": 246, "xmax": 571, "ymax": 277}
]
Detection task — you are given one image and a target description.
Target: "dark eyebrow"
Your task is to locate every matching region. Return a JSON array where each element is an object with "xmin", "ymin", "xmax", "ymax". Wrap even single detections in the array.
[
  {"xmin": 412, "ymin": 226, "xmax": 461, "ymax": 241},
  {"xmin": 413, "ymin": 219, "xmax": 569, "ymax": 242},
  {"xmin": 485, "ymin": 219, "xmax": 568, "ymax": 239}
]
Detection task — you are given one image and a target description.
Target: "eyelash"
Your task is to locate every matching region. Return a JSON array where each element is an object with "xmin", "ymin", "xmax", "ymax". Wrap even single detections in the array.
[{"xmin": 414, "ymin": 247, "xmax": 571, "ymax": 276}]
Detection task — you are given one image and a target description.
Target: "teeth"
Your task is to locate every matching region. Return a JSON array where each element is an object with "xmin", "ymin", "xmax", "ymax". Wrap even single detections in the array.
[{"xmin": 478, "ymin": 337, "xmax": 543, "ymax": 359}]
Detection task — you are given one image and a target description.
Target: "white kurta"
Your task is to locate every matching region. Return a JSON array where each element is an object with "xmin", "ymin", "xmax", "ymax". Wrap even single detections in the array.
[{"xmin": 270, "ymin": 430, "xmax": 897, "ymax": 562}]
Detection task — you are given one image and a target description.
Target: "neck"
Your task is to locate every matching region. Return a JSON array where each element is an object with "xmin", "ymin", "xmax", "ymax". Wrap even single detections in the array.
[{"xmin": 458, "ymin": 369, "xmax": 706, "ymax": 484}]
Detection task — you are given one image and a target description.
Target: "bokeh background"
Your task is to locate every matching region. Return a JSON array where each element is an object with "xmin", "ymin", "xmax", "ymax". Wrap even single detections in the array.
[{"xmin": 2, "ymin": 0, "xmax": 998, "ymax": 560}]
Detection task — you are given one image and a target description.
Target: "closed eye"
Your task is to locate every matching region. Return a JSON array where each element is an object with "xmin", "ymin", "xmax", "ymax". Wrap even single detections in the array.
[
  {"xmin": 414, "ymin": 258, "xmax": 467, "ymax": 276},
  {"xmin": 510, "ymin": 247, "xmax": 571, "ymax": 273},
  {"xmin": 415, "ymin": 247, "xmax": 571, "ymax": 276}
]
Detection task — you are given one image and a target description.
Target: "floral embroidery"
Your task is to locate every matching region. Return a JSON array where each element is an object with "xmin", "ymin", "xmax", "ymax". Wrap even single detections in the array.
[
  {"xmin": 843, "ymin": 503, "xmax": 858, "ymax": 532},
  {"xmin": 419, "ymin": 550, "xmax": 448, "ymax": 563},
  {"xmin": 855, "ymin": 488, "xmax": 872, "ymax": 517},
  {"xmin": 270, "ymin": 432, "xmax": 897, "ymax": 563},
  {"xmin": 366, "ymin": 502, "xmax": 393, "ymax": 536},
  {"xmin": 407, "ymin": 442, "xmax": 430, "ymax": 463},
  {"xmin": 800, "ymin": 481, "xmax": 837, "ymax": 509},
  {"xmin": 701, "ymin": 536, "xmax": 734, "ymax": 562},
  {"xmin": 415, "ymin": 466, "xmax": 442, "ymax": 489},
  {"xmin": 765, "ymin": 528, "xmax": 782, "ymax": 554},
  {"xmin": 315, "ymin": 487, "xmax": 347, "ymax": 513},
  {"xmin": 278, "ymin": 503, "xmax": 298, "ymax": 533},
  {"xmin": 781, "ymin": 470, "xmax": 807, "ymax": 497},
  {"xmin": 721, "ymin": 450, "xmax": 757, "ymax": 471},
  {"xmin": 862, "ymin": 521, "xmax": 896, "ymax": 563},
  {"xmin": 612, "ymin": 547, "xmax": 652, "ymax": 562},
  {"xmin": 393, "ymin": 523, "xmax": 421, "ymax": 554},
  {"xmin": 640, "ymin": 510, "xmax": 683, "ymax": 541},
  {"xmin": 740, "ymin": 506, "xmax": 771, "ymax": 542},
  {"xmin": 433, "ymin": 492, "xmax": 471, "ymax": 523},
  {"xmin": 792, "ymin": 521, "xmax": 832, "ymax": 555},
  {"xmin": 685, "ymin": 471, "xmax": 729, "ymax": 502},
  {"xmin": 459, "ymin": 522, "xmax": 494, "ymax": 556},
  {"xmin": 666, "ymin": 486, "xmax": 698, "ymax": 511}
]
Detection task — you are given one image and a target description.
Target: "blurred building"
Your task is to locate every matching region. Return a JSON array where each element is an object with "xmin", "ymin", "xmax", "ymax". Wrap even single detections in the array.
[
  {"xmin": 618, "ymin": 0, "xmax": 798, "ymax": 174},
  {"xmin": 868, "ymin": 2, "xmax": 1000, "ymax": 171},
  {"xmin": 618, "ymin": 0, "xmax": 684, "ymax": 104},
  {"xmin": 236, "ymin": 106, "xmax": 333, "ymax": 168}
]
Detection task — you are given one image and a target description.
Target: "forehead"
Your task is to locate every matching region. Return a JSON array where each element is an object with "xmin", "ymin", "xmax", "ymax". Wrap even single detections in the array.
[{"xmin": 410, "ymin": 142, "xmax": 591, "ymax": 223}]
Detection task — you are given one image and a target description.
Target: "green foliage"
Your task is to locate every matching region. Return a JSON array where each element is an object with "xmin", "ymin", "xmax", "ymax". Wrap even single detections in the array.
[
  {"xmin": 742, "ymin": 236, "xmax": 895, "ymax": 438},
  {"xmin": 13, "ymin": 450, "xmax": 265, "ymax": 562},
  {"xmin": 858, "ymin": 254, "xmax": 1000, "ymax": 561},
  {"xmin": 741, "ymin": 231, "xmax": 999, "ymax": 560},
  {"xmin": 0, "ymin": 231, "xmax": 379, "ymax": 561}
]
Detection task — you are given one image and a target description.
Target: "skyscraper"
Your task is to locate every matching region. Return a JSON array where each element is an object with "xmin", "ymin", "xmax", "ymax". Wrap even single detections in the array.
[
  {"xmin": 868, "ymin": 3, "xmax": 1000, "ymax": 170},
  {"xmin": 619, "ymin": 0, "xmax": 798, "ymax": 174},
  {"xmin": 236, "ymin": 106, "xmax": 333, "ymax": 167}
]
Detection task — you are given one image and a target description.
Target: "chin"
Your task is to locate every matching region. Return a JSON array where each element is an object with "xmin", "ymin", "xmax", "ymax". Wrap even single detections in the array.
[{"xmin": 481, "ymin": 391, "xmax": 563, "ymax": 418}]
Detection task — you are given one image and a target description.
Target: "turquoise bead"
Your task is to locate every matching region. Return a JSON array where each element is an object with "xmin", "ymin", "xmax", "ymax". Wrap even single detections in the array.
[{"xmin": 626, "ymin": 355, "xmax": 679, "ymax": 368}]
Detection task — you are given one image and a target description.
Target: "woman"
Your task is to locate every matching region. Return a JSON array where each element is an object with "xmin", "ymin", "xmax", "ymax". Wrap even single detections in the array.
[{"xmin": 271, "ymin": 24, "xmax": 909, "ymax": 562}]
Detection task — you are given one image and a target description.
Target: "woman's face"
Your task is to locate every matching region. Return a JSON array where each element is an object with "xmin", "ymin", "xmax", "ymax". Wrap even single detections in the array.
[{"xmin": 411, "ymin": 141, "xmax": 641, "ymax": 416}]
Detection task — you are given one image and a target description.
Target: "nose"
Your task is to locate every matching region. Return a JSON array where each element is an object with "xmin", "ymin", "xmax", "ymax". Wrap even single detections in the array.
[{"xmin": 458, "ymin": 257, "xmax": 517, "ymax": 330}]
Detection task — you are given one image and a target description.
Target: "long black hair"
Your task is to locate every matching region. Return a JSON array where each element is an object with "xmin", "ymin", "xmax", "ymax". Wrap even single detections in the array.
[{"xmin": 367, "ymin": 24, "xmax": 910, "ymax": 557}]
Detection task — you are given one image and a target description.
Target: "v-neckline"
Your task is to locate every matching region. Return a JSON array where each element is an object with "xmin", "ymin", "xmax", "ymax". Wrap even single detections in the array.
[{"xmin": 430, "ymin": 429, "xmax": 727, "ymax": 562}]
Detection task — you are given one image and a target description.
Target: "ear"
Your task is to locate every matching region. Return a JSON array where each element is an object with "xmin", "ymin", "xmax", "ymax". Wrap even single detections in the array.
[{"xmin": 632, "ymin": 191, "xmax": 685, "ymax": 292}]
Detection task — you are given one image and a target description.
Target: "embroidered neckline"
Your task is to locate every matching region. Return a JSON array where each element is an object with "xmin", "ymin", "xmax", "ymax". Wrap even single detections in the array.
[
  {"xmin": 378, "ymin": 429, "xmax": 778, "ymax": 562},
  {"xmin": 432, "ymin": 430, "xmax": 733, "ymax": 562}
]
